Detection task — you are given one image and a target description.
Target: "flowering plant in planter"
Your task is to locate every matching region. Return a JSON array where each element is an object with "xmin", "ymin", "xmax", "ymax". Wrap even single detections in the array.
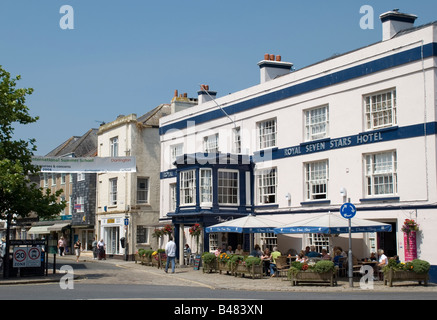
[
  {"xmin": 383, "ymin": 258, "xmax": 430, "ymax": 274},
  {"xmin": 218, "ymin": 252, "xmax": 230, "ymax": 262},
  {"xmin": 401, "ymin": 219, "xmax": 419, "ymax": 234}
]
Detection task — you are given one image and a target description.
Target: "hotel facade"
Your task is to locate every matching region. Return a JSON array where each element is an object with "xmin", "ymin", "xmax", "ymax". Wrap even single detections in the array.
[{"xmin": 159, "ymin": 11, "xmax": 437, "ymax": 281}]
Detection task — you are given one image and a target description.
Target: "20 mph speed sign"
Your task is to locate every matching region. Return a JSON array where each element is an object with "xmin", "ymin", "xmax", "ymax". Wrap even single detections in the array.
[{"xmin": 13, "ymin": 248, "xmax": 27, "ymax": 268}]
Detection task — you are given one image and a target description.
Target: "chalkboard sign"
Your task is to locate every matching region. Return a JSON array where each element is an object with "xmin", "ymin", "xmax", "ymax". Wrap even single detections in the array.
[{"xmin": 193, "ymin": 254, "xmax": 201, "ymax": 270}]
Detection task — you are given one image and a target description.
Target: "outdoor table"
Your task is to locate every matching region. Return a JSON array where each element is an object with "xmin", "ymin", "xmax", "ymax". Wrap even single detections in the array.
[{"xmin": 287, "ymin": 256, "xmax": 296, "ymax": 265}]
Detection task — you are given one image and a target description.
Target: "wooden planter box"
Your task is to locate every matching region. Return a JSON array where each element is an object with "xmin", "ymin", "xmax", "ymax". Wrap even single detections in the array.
[
  {"xmin": 234, "ymin": 264, "xmax": 263, "ymax": 279},
  {"xmin": 289, "ymin": 271, "xmax": 337, "ymax": 286},
  {"xmin": 135, "ymin": 253, "xmax": 142, "ymax": 264},
  {"xmin": 151, "ymin": 256, "xmax": 159, "ymax": 267},
  {"xmin": 202, "ymin": 260, "xmax": 217, "ymax": 273},
  {"xmin": 218, "ymin": 261, "xmax": 231, "ymax": 275},
  {"xmin": 383, "ymin": 269, "xmax": 429, "ymax": 287},
  {"xmin": 142, "ymin": 256, "xmax": 152, "ymax": 266}
]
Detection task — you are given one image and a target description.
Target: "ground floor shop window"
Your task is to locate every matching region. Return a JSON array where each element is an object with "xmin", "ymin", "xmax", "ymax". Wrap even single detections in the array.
[{"xmin": 79, "ymin": 229, "xmax": 95, "ymax": 251}]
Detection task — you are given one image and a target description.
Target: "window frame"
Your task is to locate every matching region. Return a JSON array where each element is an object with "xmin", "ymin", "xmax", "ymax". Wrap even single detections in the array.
[
  {"xmin": 304, "ymin": 105, "xmax": 329, "ymax": 141},
  {"xmin": 203, "ymin": 133, "xmax": 219, "ymax": 154},
  {"xmin": 256, "ymin": 167, "xmax": 278, "ymax": 205},
  {"xmin": 110, "ymin": 136, "xmax": 119, "ymax": 157},
  {"xmin": 200, "ymin": 168, "xmax": 213, "ymax": 206},
  {"xmin": 364, "ymin": 150, "xmax": 397, "ymax": 197},
  {"xmin": 304, "ymin": 160, "xmax": 329, "ymax": 201},
  {"xmin": 180, "ymin": 170, "xmax": 196, "ymax": 206},
  {"xmin": 109, "ymin": 178, "xmax": 118, "ymax": 206},
  {"xmin": 137, "ymin": 177, "xmax": 150, "ymax": 204},
  {"xmin": 364, "ymin": 89, "xmax": 397, "ymax": 131},
  {"xmin": 217, "ymin": 169, "xmax": 239, "ymax": 205},
  {"xmin": 170, "ymin": 143, "xmax": 184, "ymax": 167},
  {"xmin": 257, "ymin": 118, "xmax": 277, "ymax": 150}
]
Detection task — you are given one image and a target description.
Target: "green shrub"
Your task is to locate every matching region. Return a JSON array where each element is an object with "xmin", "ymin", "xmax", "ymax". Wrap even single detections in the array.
[
  {"xmin": 144, "ymin": 249, "xmax": 154, "ymax": 258},
  {"xmin": 138, "ymin": 248, "xmax": 146, "ymax": 256},
  {"xmin": 411, "ymin": 259, "xmax": 430, "ymax": 274},
  {"xmin": 202, "ymin": 252, "xmax": 216, "ymax": 264},
  {"xmin": 244, "ymin": 256, "xmax": 261, "ymax": 268},
  {"xmin": 313, "ymin": 260, "xmax": 335, "ymax": 273},
  {"xmin": 229, "ymin": 255, "xmax": 244, "ymax": 265}
]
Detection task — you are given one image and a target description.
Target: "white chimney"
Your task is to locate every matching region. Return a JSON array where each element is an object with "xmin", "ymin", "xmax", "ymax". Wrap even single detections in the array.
[
  {"xmin": 380, "ymin": 9, "xmax": 417, "ymax": 41},
  {"xmin": 170, "ymin": 90, "xmax": 198, "ymax": 114},
  {"xmin": 197, "ymin": 84, "xmax": 217, "ymax": 104},
  {"xmin": 258, "ymin": 54, "xmax": 293, "ymax": 83}
]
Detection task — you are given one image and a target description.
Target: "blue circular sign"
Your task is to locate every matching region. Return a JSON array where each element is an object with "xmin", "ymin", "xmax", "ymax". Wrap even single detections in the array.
[{"xmin": 340, "ymin": 202, "xmax": 356, "ymax": 219}]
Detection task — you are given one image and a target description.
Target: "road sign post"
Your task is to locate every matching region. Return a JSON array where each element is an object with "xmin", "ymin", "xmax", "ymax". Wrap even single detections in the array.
[{"xmin": 340, "ymin": 202, "xmax": 356, "ymax": 288}]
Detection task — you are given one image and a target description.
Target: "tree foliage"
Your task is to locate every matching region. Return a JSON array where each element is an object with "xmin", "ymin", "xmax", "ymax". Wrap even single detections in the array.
[{"xmin": 0, "ymin": 65, "xmax": 65, "ymax": 220}]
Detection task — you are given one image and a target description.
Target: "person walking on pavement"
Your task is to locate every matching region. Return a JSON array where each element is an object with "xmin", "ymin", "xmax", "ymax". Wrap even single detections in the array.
[
  {"xmin": 97, "ymin": 239, "xmax": 106, "ymax": 260},
  {"xmin": 165, "ymin": 235, "xmax": 177, "ymax": 273},
  {"xmin": 58, "ymin": 236, "xmax": 65, "ymax": 256},
  {"xmin": 0, "ymin": 237, "xmax": 6, "ymax": 271},
  {"xmin": 74, "ymin": 239, "xmax": 82, "ymax": 262},
  {"xmin": 92, "ymin": 236, "xmax": 98, "ymax": 260}
]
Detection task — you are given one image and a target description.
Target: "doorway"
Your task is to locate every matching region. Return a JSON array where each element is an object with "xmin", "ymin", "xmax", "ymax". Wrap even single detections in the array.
[
  {"xmin": 104, "ymin": 226, "xmax": 120, "ymax": 255},
  {"xmin": 377, "ymin": 222, "xmax": 397, "ymax": 257}
]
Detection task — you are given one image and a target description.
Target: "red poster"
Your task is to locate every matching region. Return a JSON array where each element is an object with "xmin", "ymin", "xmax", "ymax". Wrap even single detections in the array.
[{"xmin": 403, "ymin": 231, "xmax": 417, "ymax": 261}]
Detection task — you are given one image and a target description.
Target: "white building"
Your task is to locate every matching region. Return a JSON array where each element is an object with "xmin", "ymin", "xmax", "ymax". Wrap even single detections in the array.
[
  {"xmin": 97, "ymin": 105, "xmax": 169, "ymax": 259},
  {"xmin": 159, "ymin": 10, "xmax": 437, "ymax": 281}
]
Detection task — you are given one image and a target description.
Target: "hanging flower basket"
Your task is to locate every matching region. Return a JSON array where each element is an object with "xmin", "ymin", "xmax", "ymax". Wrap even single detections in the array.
[{"xmin": 189, "ymin": 223, "xmax": 202, "ymax": 253}]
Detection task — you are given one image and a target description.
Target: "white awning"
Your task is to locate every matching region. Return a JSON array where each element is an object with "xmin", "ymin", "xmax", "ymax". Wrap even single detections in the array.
[
  {"xmin": 47, "ymin": 223, "xmax": 70, "ymax": 231},
  {"xmin": 28, "ymin": 226, "xmax": 51, "ymax": 235}
]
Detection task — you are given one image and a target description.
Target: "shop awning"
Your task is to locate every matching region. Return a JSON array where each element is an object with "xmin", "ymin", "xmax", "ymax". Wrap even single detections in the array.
[
  {"xmin": 28, "ymin": 226, "xmax": 51, "ymax": 235},
  {"xmin": 47, "ymin": 223, "xmax": 70, "ymax": 231}
]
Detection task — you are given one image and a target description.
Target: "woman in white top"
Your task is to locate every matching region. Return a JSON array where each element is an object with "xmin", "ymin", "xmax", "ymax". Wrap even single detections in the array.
[{"xmin": 377, "ymin": 249, "xmax": 388, "ymax": 267}]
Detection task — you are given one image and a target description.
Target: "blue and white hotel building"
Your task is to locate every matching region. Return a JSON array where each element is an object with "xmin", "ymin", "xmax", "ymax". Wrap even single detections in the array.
[{"xmin": 159, "ymin": 10, "xmax": 437, "ymax": 280}]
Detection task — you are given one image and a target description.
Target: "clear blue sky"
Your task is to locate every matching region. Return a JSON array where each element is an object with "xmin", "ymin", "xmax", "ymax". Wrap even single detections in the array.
[{"xmin": 1, "ymin": 0, "xmax": 436, "ymax": 155}]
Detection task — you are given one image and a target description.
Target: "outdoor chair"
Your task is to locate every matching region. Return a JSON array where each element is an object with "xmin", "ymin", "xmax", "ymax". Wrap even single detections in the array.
[{"xmin": 275, "ymin": 256, "xmax": 290, "ymax": 278}]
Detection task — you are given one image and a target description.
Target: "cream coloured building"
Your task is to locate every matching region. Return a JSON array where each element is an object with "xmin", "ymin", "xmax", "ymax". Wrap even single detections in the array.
[
  {"xmin": 97, "ymin": 105, "xmax": 169, "ymax": 258},
  {"xmin": 159, "ymin": 10, "xmax": 437, "ymax": 281}
]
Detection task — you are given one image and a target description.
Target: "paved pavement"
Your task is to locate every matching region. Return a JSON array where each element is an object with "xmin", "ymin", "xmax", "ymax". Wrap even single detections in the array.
[{"xmin": 1, "ymin": 252, "xmax": 437, "ymax": 294}]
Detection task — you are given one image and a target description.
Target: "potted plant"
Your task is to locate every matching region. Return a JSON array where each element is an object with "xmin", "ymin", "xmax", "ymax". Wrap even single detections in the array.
[
  {"xmin": 383, "ymin": 258, "xmax": 430, "ymax": 287},
  {"xmin": 242, "ymin": 256, "xmax": 263, "ymax": 279},
  {"xmin": 218, "ymin": 252, "xmax": 231, "ymax": 274},
  {"xmin": 229, "ymin": 255, "xmax": 245, "ymax": 276},
  {"xmin": 288, "ymin": 260, "xmax": 337, "ymax": 286},
  {"xmin": 201, "ymin": 252, "xmax": 217, "ymax": 273}
]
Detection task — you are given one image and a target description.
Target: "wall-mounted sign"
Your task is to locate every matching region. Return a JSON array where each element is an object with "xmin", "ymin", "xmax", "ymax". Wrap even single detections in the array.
[{"xmin": 32, "ymin": 156, "xmax": 136, "ymax": 173}]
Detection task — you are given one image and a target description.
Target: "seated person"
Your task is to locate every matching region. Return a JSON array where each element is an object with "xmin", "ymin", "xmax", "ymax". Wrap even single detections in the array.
[
  {"xmin": 333, "ymin": 250, "xmax": 343, "ymax": 268},
  {"xmin": 295, "ymin": 252, "xmax": 307, "ymax": 263},
  {"xmin": 250, "ymin": 244, "xmax": 262, "ymax": 258},
  {"xmin": 269, "ymin": 247, "xmax": 282, "ymax": 277},
  {"xmin": 307, "ymin": 246, "xmax": 322, "ymax": 258},
  {"xmin": 261, "ymin": 248, "xmax": 271, "ymax": 276},
  {"xmin": 321, "ymin": 248, "xmax": 331, "ymax": 260},
  {"xmin": 234, "ymin": 244, "xmax": 244, "ymax": 255}
]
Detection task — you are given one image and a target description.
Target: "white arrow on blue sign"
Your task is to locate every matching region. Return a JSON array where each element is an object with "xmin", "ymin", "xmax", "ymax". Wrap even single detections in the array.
[{"xmin": 340, "ymin": 202, "xmax": 356, "ymax": 219}]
